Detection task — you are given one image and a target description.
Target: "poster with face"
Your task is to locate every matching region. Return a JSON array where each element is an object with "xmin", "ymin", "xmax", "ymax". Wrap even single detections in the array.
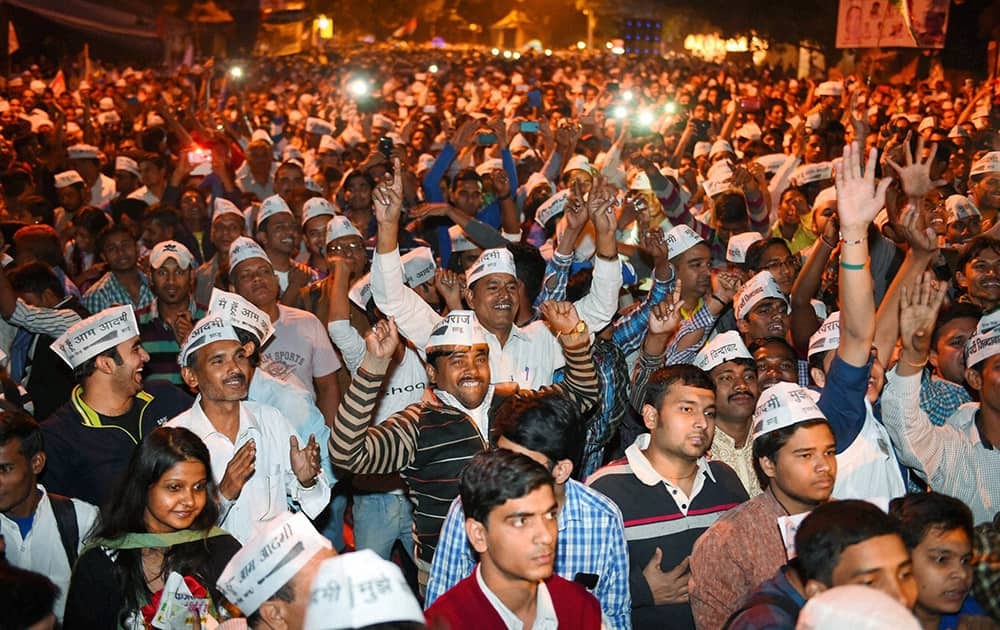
[{"xmin": 836, "ymin": 0, "xmax": 951, "ymax": 49}]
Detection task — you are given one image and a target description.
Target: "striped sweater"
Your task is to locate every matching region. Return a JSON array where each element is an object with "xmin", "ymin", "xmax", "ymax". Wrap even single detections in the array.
[{"xmin": 330, "ymin": 337, "xmax": 599, "ymax": 569}]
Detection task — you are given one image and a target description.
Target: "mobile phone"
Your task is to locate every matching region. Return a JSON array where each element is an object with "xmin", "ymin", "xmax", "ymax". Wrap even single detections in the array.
[
  {"xmin": 607, "ymin": 82, "xmax": 620, "ymax": 93},
  {"xmin": 520, "ymin": 121, "xmax": 539, "ymax": 133},
  {"xmin": 187, "ymin": 148, "xmax": 211, "ymax": 165},
  {"xmin": 693, "ymin": 119, "xmax": 711, "ymax": 136},
  {"xmin": 739, "ymin": 98, "xmax": 762, "ymax": 111},
  {"xmin": 378, "ymin": 136, "xmax": 394, "ymax": 160},
  {"xmin": 423, "ymin": 105, "xmax": 437, "ymax": 113},
  {"xmin": 477, "ymin": 133, "xmax": 498, "ymax": 146}
]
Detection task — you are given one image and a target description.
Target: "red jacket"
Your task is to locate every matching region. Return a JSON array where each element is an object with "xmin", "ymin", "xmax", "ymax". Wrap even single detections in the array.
[{"xmin": 425, "ymin": 570, "xmax": 602, "ymax": 629}]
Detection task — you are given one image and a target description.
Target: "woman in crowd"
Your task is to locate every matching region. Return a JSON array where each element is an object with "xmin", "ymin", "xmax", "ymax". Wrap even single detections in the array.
[{"xmin": 63, "ymin": 427, "xmax": 241, "ymax": 629}]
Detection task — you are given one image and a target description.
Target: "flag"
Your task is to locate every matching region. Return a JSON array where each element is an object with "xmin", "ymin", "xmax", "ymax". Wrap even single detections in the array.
[
  {"xmin": 391, "ymin": 17, "xmax": 417, "ymax": 39},
  {"xmin": 50, "ymin": 70, "xmax": 66, "ymax": 96},
  {"xmin": 83, "ymin": 44, "xmax": 91, "ymax": 81},
  {"xmin": 8, "ymin": 22, "xmax": 18, "ymax": 55}
]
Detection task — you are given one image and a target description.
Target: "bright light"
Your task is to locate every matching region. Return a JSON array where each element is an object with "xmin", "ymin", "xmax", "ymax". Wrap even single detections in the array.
[
  {"xmin": 428, "ymin": 64, "xmax": 438, "ymax": 73},
  {"xmin": 623, "ymin": 90, "xmax": 633, "ymax": 102},
  {"xmin": 491, "ymin": 48, "xmax": 500, "ymax": 56},
  {"xmin": 502, "ymin": 50, "xmax": 512, "ymax": 59},
  {"xmin": 229, "ymin": 66, "xmax": 243, "ymax": 79},
  {"xmin": 576, "ymin": 41, "xmax": 586, "ymax": 50},
  {"xmin": 348, "ymin": 78, "xmax": 368, "ymax": 97},
  {"xmin": 544, "ymin": 49, "xmax": 552, "ymax": 56},
  {"xmin": 317, "ymin": 16, "xmax": 330, "ymax": 30},
  {"xmin": 611, "ymin": 46, "xmax": 625, "ymax": 55},
  {"xmin": 512, "ymin": 51, "xmax": 521, "ymax": 60},
  {"xmin": 664, "ymin": 102, "xmax": 677, "ymax": 114},
  {"xmin": 638, "ymin": 109, "xmax": 654, "ymax": 126},
  {"xmin": 606, "ymin": 42, "xmax": 613, "ymax": 49},
  {"xmin": 613, "ymin": 106, "xmax": 627, "ymax": 120}
]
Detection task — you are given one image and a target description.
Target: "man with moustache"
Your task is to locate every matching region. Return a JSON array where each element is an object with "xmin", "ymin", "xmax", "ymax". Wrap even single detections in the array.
[
  {"xmin": 167, "ymin": 314, "xmax": 329, "ymax": 543},
  {"xmin": 588, "ymin": 365, "xmax": 748, "ymax": 630}
]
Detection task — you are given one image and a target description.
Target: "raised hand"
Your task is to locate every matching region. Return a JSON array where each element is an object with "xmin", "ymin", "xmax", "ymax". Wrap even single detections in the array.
[
  {"xmin": 451, "ymin": 119, "xmax": 481, "ymax": 150},
  {"xmin": 898, "ymin": 204, "xmax": 939, "ymax": 255},
  {"xmin": 648, "ymin": 281, "xmax": 683, "ymax": 337},
  {"xmin": 711, "ymin": 271, "xmax": 742, "ymax": 305},
  {"xmin": 407, "ymin": 202, "xmax": 452, "ymax": 220},
  {"xmin": 289, "ymin": 434, "xmax": 322, "ymax": 487},
  {"xmin": 364, "ymin": 317, "xmax": 400, "ymax": 363},
  {"xmin": 898, "ymin": 271, "xmax": 947, "ymax": 358},
  {"xmin": 540, "ymin": 301, "xmax": 583, "ymax": 336},
  {"xmin": 434, "ymin": 269, "xmax": 465, "ymax": 311},
  {"xmin": 639, "ymin": 227, "xmax": 669, "ymax": 262},
  {"xmin": 372, "ymin": 157, "xmax": 404, "ymax": 225},
  {"xmin": 885, "ymin": 134, "xmax": 947, "ymax": 201},
  {"xmin": 487, "ymin": 116, "xmax": 508, "ymax": 149},
  {"xmin": 565, "ymin": 179, "xmax": 590, "ymax": 232},
  {"xmin": 835, "ymin": 142, "xmax": 892, "ymax": 238},
  {"xmin": 490, "ymin": 169, "xmax": 511, "ymax": 199},
  {"xmin": 586, "ymin": 175, "xmax": 618, "ymax": 234},
  {"xmin": 219, "ymin": 440, "xmax": 256, "ymax": 500}
]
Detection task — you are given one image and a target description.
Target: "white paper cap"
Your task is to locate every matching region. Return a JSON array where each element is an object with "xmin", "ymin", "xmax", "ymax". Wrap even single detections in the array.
[
  {"xmin": 752, "ymin": 382, "xmax": 827, "ymax": 443},
  {"xmin": 666, "ymin": 224, "xmax": 706, "ymax": 260},
  {"xmin": 208, "ymin": 288, "xmax": 274, "ymax": 345},
  {"xmin": 179, "ymin": 313, "xmax": 241, "ymax": 366},
  {"xmin": 305, "ymin": 117, "xmax": 333, "ymax": 136},
  {"xmin": 449, "ymin": 224, "xmax": 478, "ymax": 253},
  {"xmin": 466, "ymin": 247, "xmax": 516, "ymax": 285},
  {"xmin": 630, "ymin": 170, "xmax": 652, "ymax": 191},
  {"xmin": 228, "ymin": 236, "xmax": 271, "ymax": 274},
  {"xmin": 416, "ymin": 153, "xmax": 436, "ymax": 173},
  {"xmin": 67, "ymin": 143, "xmax": 99, "ymax": 160},
  {"xmin": 348, "ymin": 274, "xmax": 372, "ymax": 309},
  {"xmin": 706, "ymin": 159, "xmax": 734, "ymax": 184},
  {"xmin": 303, "ymin": 549, "xmax": 425, "ymax": 630},
  {"xmin": 693, "ymin": 141, "xmax": 712, "ymax": 159},
  {"xmin": 966, "ymin": 308, "xmax": 1000, "ymax": 368},
  {"xmin": 710, "ymin": 139, "xmax": 734, "ymax": 157},
  {"xmin": 114, "ymin": 156, "xmax": 140, "ymax": 176},
  {"xmin": 948, "ymin": 125, "xmax": 968, "ymax": 140},
  {"xmin": 526, "ymin": 172, "xmax": 554, "ymax": 195},
  {"xmin": 509, "ymin": 133, "xmax": 531, "ymax": 152},
  {"xmin": 795, "ymin": 585, "xmax": 920, "ymax": 630},
  {"xmin": 808, "ymin": 311, "xmax": 841, "ymax": 358},
  {"xmin": 217, "ymin": 512, "xmax": 332, "ymax": 615},
  {"xmin": 301, "ymin": 197, "xmax": 336, "ymax": 226},
  {"xmin": 54, "ymin": 170, "xmax": 84, "ymax": 189},
  {"xmin": 251, "ymin": 128, "xmax": 273, "ymax": 145},
  {"xmin": 535, "ymin": 188, "xmax": 570, "ymax": 228},
  {"xmin": 727, "ymin": 231, "xmax": 764, "ymax": 264},
  {"xmin": 149, "ymin": 240, "xmax": 195, "ymax": 270},
  {"xmin": 812, "ymin": 186, "xmax": 837, "ymax": 212},
  {"xmin": 325, "ymin": 216, "xmax": 362, "ymax": 246},
  {"xmin": 51, "ymin": 305, "xmax": 139, "ymax": 369},
  {"xmin": 694, "ymin": 330, "xmax": 753, "ymax": 372},
  {"xmin": 318, "ymin": 134, "xmax": 342, "ymax": 154},
  {"xmin": 564, "ymin": 154, "xmax": 592, "ymax": 173},
  {"xmin": 754, "ymin": 153, "xmax": 788, "ymax": 176},
  {"xmin": 426, "ymin": 310, "xmax": 488, "ymax": 353},
  {"xmin": 918, "ymin": 116, "xmax": 936, "ymax": 132},
  {"xmin": 98, "ymin": 97, "xmax": 114, "ymax": 111},
  {"xmin": 475, "ymin": 157, "xmax": 503, "ymax": 176},
  {"xmin": 371, "ymin": 113, "xmax": 395, "ymax": 132},
  {"xmin": 970, "ymin": 151, "xmax": 1000, "ymax": 177},
  {"xmin": 213, "ymin": 197, "xmax": 245, "ymax": 222},
  {"xmin": 401, "ymin": 246, "xmax": 436, "ymax": 288},
  {"xmin": 736, "ymin": 270, "xmax": 788, "ymax": 320},
  {"xmin": 815, "ymin": 81, "xmax": 844, "ymax": 97},
  {"xmin": 735, "ymin": 122, "xmax": 762, "ymax": 141},
  {"xmin": 790, "ymin": 162, "xmax": 833, "ymax": 186},
  {"xmin": 945, "ymin": 195, "xmax": 980, "ymax": 224},
  {"xmin": 256, "ymin": 195, "xmax": 293, "ymax": 230}
]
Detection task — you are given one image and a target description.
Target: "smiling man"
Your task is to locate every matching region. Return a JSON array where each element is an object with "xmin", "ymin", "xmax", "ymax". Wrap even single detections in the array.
[
  {"xmin": 167, "ymin": 314, "xmax": 330, "ymax": 543},
  {"xmin": 955, "ymin": 235, "xmax": 1000, "ymax": 314},
  {"xmin": 588, "ymin": 364, "xmax": 748, "ymax": 630},
  {"xmin": 425, "ymin": 449, "xmax": 603, "ymax": 630},
  {"xmin": 82, "ymin": 224, "xmax": 155, "ymax": 313},
  {"xmin": 41, "ymin": 305, "xmax": 192, "ymax": 508}
]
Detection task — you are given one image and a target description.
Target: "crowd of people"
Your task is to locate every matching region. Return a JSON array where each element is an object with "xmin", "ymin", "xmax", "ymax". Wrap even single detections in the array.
[{"xmin": 0, "ymin": 43, "xmax": 998, "ymax": 629}]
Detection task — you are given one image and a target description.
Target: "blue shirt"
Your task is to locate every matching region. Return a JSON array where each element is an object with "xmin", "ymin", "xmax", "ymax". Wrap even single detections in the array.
[
  {"xmin": 425, "ymin": 478, "xmax": 633, "ymax": 630},
  {"xmin": 728, "ymin": 566, "xmax": 805, "ymax": 630}
]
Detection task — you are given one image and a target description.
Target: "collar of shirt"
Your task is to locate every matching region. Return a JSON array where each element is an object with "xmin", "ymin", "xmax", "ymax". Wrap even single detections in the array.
[
  {"xmin": 435, "ymin": 386, "xmax": 496, "ymax": 443},
  {"xmin": 679, "ymin": 297, "xmax": 704, "ymax": 321},
  {"xmin": 625, "ymin": 433, "xmax": 716, "ymax": 515},
  {"xmin": 557, "ymin": 479, "xmax": 589, "ymax": 533},
  {"xmin": 475, "ymin": 564, "xmax": 558, "ymax": 630},
  {"xmin": 711, "ymin": 428, "xmax": 752, "ymax": 455},
  {"xmin": 189, "ymin": 395, "xmax": 261, "ymax": 445},
  {"xmin": 144, "ymin": 297, "xmax": 198, "ymax": 323}
]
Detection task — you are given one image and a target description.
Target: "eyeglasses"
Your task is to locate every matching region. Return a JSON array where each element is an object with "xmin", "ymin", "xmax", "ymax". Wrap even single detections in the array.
[
  {"xmin": 762, "ymin": 257, "xmax": 799, "ymax": 274},
  {"xmin": 326, "ymin": 241, "xmax": 365, "ymax": 255}
]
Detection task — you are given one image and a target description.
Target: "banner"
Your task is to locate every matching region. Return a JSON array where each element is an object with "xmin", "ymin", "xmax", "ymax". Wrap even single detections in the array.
[
  {"xmin": 836, "ymin": 0, "xmax": 950, "ymax": 49},
  {"xmin": 255, "ymin": 20, "xmax": 305, "ymax": 56}
]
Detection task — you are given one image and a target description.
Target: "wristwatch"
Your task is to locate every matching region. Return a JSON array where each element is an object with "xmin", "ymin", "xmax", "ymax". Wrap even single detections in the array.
[{"xmin": 557, "ymin": 320, "xmax": 587, "ymax": 340}]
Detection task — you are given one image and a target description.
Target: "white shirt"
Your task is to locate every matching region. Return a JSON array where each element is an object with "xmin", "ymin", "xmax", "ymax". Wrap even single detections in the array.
[
  {"xmin": 166, "ymin": 399, "xmax": 331, "ymax": 543},
  {"xmin": 371, "ymin": 247, "xmax": 621, "ymax": 389},
  {"xmin": 476, "ymin": 565, "xmax": 559, "ymax": 630},
  {"xmin": 831, "ymin": 398, "xmax": 905, "ymax": 502},
  {"xmin": 127, "ymin": 185, "xmax": 160, "ymax": 206},
  {"xmin": 89, "ymin": 173, "xmax": 116, "ymax": 207},
  {"xmin": 0, "ymin": 485, "xmax": 99, "ymax": 620},
  {"xmin": 260, "ymin": 304, "xmax": 343, "ymax": 397},
  {"xmin": 882, "ymin": 368, "xmax": 1000, "ymax": 524}
]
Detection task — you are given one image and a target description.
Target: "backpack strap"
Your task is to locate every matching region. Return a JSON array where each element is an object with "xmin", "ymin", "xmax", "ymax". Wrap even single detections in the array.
[{"xmin": 47, "ymin": 493, "xmax": 80, "ymax": 567}]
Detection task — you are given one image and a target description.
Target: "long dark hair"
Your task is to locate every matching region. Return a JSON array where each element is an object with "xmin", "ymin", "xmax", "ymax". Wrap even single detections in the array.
[{"xmin": 95, "ymin": 427, "xmax": 222, "ymax": 620}]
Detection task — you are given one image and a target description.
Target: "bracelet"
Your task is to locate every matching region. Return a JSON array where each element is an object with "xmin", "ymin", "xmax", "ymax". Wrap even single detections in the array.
[
  {"xmin": 840, "ymin": 235, "xmax": 868, "ymax": 245},
  {"xmin": 710, "ymin": 294, "xmax": 730, "ymax": 308},
  {"xmin": 496, "ymin": 193, "xmax": 511, "ymax": 202},
  {"xmin": 839, "ymin": 260, "xmax": 868, "ymax": 270},
  {"xmin": 820, "ymin": 236, "xmax": 837, "ymax": 249},
  {"xmin": 900, "ymin": 355, "xmax": 929, "ymax": 368}
]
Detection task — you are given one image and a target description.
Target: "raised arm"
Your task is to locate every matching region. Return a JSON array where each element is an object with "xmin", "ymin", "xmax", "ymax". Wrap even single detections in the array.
[{"xmin": 539, "ymin": 301, "xmax": 599, "ymax": 413}]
